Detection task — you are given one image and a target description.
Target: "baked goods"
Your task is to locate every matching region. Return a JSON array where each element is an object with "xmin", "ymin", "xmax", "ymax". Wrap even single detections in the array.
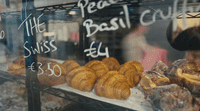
[
  {"xmin": 66, "ymin": 66, "xmax": 97, "ymax": 92},
  {"xmin": 41, "ymin": 62, "xmax": 68, "ymax": 76},
  {"xmin": 12, "ymin": 55, "xmax": 26, "ymax": 65},
  {"xmin": 7, "ymin": 55, "xmax": 43, "ymax": 75},
  {"xmin": 139, "ymin": 60, "xmax": 200, "ymax": 110},
  {"xmin": 7, "ymin": 63, "xmax": 26, "ymax": 75},
  {"xmin": 119, "ymin": 61, "xmax": 143, "ymax": 87},
  {"xmin": 85, "ymin": 60, "xmax": 109, "ymax": 78},
  {"xmin": 101, "ymin": 57, "xmax": 121, "ymax": 71},
  {"xmin": 38, "ymin": 61, "xmax": 68, "ymax": 86},
  {"xmin": 151, "ymin": 61, "xmax": 168, "ymax": 76},
  {"xmin": 62, "ymin": 60, "xmax": 80, "ymax": 74},
  {"xmin": 139, "ymin": 71, "xmax": 170, "ymax": 90},
  {"xmin": 119, "ymin": 61, "xmax": 144, "ymax": 74},
  {"xmin": 7, "ymin": 55, "xmax": 26, "ymax": 75},
  {"xmin": 144, "ymin": 84, "xmax": 199, "ymax": 111},
  {"xmin": 130, "ymin": 61, "xmax": 144, "ymax": 74},
  {"xmin": 139, "ymin": 61, "xmax": 169, "ymax": 90},
  {"xmin": 94, "ymin": 71, "xmax": 130, "ymax": 100},
  {"xmin": 124, "ymin": 68, "xmax": 140, "ymax": 88},
  {"xmin": 195, "ymin": 97, "xmax": 200, "ymax": 107},
  {"xmin": 38, "ymin": 72, "xmax": 66, "ymax": 86},
  {"xmin": 167, "ymin": 59, "xmax": 200, "ymax": 97},
  {"xmin": 94, "ymin": 71, "xmax": 117, "ymax": 97}
]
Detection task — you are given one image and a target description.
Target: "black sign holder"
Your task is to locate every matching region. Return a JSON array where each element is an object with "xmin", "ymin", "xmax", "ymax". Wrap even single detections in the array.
[{"xmin": 22, "ymin": 0, "xmax": 41, "ymax": 111}]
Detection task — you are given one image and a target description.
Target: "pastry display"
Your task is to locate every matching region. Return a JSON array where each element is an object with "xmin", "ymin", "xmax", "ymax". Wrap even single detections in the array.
[
  {"xmin": 7, "ymin": 55, "xmax": 199, "ymax": 110},
  {"xmin": 139, "ymin": 71, "xmax": 170, "ymax": 90},
  {"xmin": 94, "ymin": 71, "xmax": 130, "ymax": 100},
  {"xmin": 101, "ymin": 57, "xmax": 121, "ymax": 71},
  {"xmin": 166, "ymin": 59, "xmax": 200, "ymax": 97},
  {"xmin": 66, "ymin": 66, "xmax": 97, "ymax": 92},
  {"xmin": 4, "ymin": 2, "xmax": 200, "ymax": 111},
  {"xmin": 85, "ymin": 60, "xmax": 109, "ymax": 78}
]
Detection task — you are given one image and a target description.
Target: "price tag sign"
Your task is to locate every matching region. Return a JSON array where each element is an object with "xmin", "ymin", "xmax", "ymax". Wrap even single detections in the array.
[
  {"xmin": 28, "ymin": 62, "xmax": 62, "ymax": 77},
  {"xmin": 84, "ymin": 41, "xmax": 109, "ymax": 58}
]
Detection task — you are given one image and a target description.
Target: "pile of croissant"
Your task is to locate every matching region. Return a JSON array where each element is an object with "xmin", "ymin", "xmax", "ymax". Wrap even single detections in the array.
[{"xmin": 7, "ymin": 56, "xmax": 143, "ymax": 100}]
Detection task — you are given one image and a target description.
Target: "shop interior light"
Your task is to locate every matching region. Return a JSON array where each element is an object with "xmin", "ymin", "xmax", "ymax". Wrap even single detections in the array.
[
  {"xmin": 69, "ymin": 11, "xmax": 76, "ymax": 15},
  {"xmin": 43, "ymin": 32, "xmax": 55, "ymax": 37}
]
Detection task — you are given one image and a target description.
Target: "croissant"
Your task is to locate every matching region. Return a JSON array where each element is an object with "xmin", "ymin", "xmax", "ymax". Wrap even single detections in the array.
[
  {"xmin": 85, "ymin": 60, "xmax": 109, "ymax": 78},
  {"xmin": 94, "ymin": 71, "xmax": 130, "ymax": 100},
  {"xmin": 7, "ymin": 63, "xmax": 25, "ymax": 75},
  {"xmin": 120, "ymin": 61, "xmax": 144, "ymax": 74},
  {"xmin": 101, "ymin": 57, "xmax": 121, "ymax": 71},
  {"xmin": 7, "ymin": 55, "xmax": 44, "ymax": 75},
  {"xmin": 62, "ymin": 60, "xmax": 80, "ymax": 74},
  {"xmin": 119, "ymin": 61, "xmax": 143, "ymax": 87},
  {"xmin": 12, "ymin": 55, "xmax": 26, "ymax": 65},
  {"xmin": 124, "ymin": 69, "xmax": 140, "ymax": 88},
  {"xmin": 94, "ymin": 71, "xmax": 117, "ymax": 97},
  {"xmin": 66, "ymin": 66, "xmax": 97, "ymax": 92}
]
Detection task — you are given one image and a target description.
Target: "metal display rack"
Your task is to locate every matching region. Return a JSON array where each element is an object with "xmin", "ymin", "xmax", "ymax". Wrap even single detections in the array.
[
  {"xmin": 0, "ymin": 0, "xmax": 200, "ymax": 111},
  {"xmin": 0, "ymin": 71, "xmax": 131, "ymax": 110},
  {"xmin": 0, "ymin": 70, "xmax": 25, "ymax": 85}
]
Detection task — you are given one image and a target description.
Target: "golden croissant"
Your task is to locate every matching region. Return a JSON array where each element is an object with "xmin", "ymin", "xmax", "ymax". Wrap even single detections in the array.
[
  {"xmin": 66, "ymin": 66, "xmax": 97, "ymax": 92},
  {"xmin": 85, "ymin": 60, "xmax": 109, "ymax": 78},
  {"xmin": 94, "ymin": 71, "xmax": 130, "ymax": 100}
]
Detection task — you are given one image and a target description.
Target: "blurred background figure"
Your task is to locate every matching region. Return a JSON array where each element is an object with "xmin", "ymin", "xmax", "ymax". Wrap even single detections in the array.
[
  {"xmin": 122, "ymin": 24, "xmax": 167, "ymax": 70},
  {"xmin": 122, "ymin": 24, "xmax": 149, "ymax": 63}
]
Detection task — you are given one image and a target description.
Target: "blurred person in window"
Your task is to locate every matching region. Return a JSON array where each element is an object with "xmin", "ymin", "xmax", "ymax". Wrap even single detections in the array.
[
  {"xmin": 122, "ymin": 24, "xmax": 148, "ymax": 63},
  {"xmin": 122, "ymin": 24, "xmax": 167, "ymax": 70}
]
